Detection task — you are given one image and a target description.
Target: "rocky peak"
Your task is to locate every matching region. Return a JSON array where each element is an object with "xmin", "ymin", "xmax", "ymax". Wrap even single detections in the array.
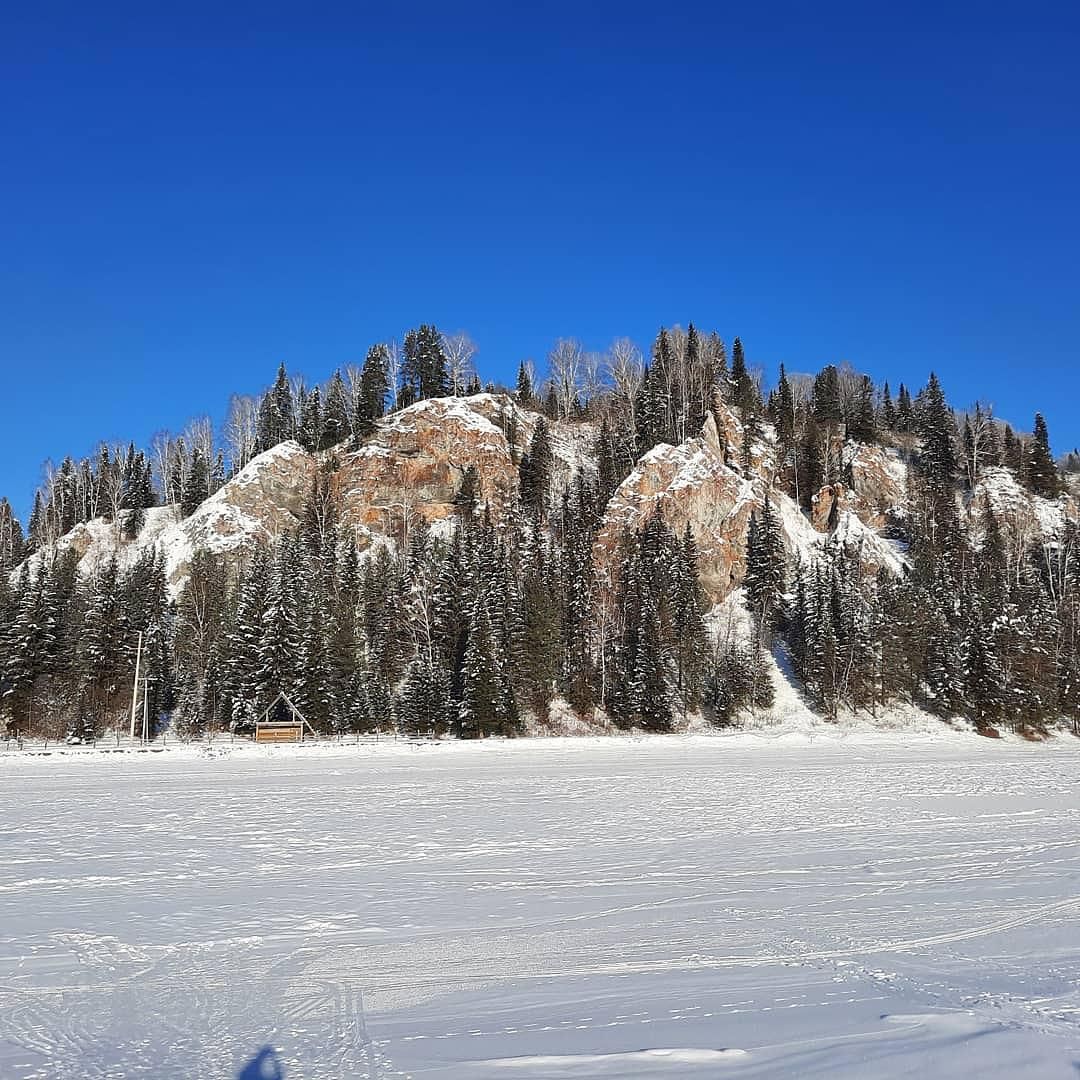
[{"xmin": 334, "ymin": 393, "xmax": 594, "ymax": 549}]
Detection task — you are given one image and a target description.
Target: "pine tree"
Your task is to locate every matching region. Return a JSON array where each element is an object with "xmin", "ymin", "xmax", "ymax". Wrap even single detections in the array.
[
  {"xmin": 915, "ymin": 373, "xmax": 958, "ymax": 492},
  {"xmin": 630, "ymin": 598, "xmax": 672, "ymax": 731},
  {"xmin": 78, "ymin": 556, "xmax": 129, "ymax": 722},
  {"xmin": 812, "ymin": 365, "xmax": 842, "ymax": 426},
  {"xmin": 254, "ymin": 540, "xmax": 301, "ymax": 711},
  {"xmin": 395, "ymin": 656, "xmax": 451, "ymax": 735},
  {"xmin": 560, "ymin": 482, "xmax": 600, "ymax": 713},
  {"xmin": 0, "ymin": 498, "xmax": 25, "ymax": 572},
  {"xmin": 880, "ymin": 382, "xmax": 897, "ymax": 431},
  {"xmin": 848, "ymin": 375, "xmax": 877, "ymax": 444},
  {"xmin": 773, "ymin": 364, "xmax": 796, "ymax": 453},
  {"xmin": 964, "ymin": 598, "xmax": 1004, "ymax": 731},
  {"xmin": 519, "ymin": 530, "xmax": 560, "ymax": 712},
  {"xmin": 896, "ymin": 383, "xmax": 914, "ymax": 432},
  {"xmin": 294, "ymin": 586, "xmax": 335, "ymax": 733}
]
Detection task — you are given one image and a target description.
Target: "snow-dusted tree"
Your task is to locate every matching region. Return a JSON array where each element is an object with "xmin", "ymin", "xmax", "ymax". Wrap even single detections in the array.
[
  {"xmin": 459, "ymin": 598, "xmax": 506, "ymax": 738},
  {"xmin": 744, "ymin": 495, "xmax": 786, "ymax": 632}
]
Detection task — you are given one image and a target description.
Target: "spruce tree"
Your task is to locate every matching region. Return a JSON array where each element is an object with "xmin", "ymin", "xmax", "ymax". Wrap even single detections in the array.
[
  {"xmin": 516, "ymin": 362, "xmax": 534, "ymax": 404},
  {"xmin": 402, "ymin": 325, "xmax": 450, "ymax": 401},
  {"xmin": 1027, "ymin": 413, "xmax": 1062, "ymax": 497},
  {"xmin": 729, "ymin": 337, "xmax": 758, "ymax": 415},
  {"xmin": 880, "ymin": 382, "xmax": 896, "ymax": 431},
  {"xmin": 298, "ymin": 386, "xmax": 322, "ymax": 452},
  {"xmin": 744, "ymin": 495, "xmax": 786, "ymax": 631},
  {"xmin": 672, "ymin": 525, "xmax": 708, "ymax": 709},
  {"xmin": 256, "ymin": 363, "xmax": 295, "ymax": 451},
  {"xmin": 896, "ymin": 383, "xmax": 914, "ymax": 432},
  {"xmin": 848, "ymin": 375, "xmax": 877, "ymax": 444},
  {"xmin": 454, "ymin": 466, "xmax": 480, "ymax": 518},
  {"xmin": 320, "ymin": 371, "xmax": 351, "ymax": 450},
  {"xmin": 354, "ymin": 344, "xmax": 390, "ymax": 438},
  {"xmin": 254, "ymin": 540, "xmax": 301, "ymax": 711},
  {"xmin": 459, "ymin": 598, "xmax": 505, "ymax": 737},
  {"xmin": 519, "ymin": 418, "xmax": 554, "ymax": 518},
  {"xmin": 181, "ymin": 448, "xmax": 209, "ymax": 517}
]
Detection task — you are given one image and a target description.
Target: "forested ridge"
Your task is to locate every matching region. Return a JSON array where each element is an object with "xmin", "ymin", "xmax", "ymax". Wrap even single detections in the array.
[{"xmin": 2, "ymin": 323, "xmax": 1079, "ymax": 741}]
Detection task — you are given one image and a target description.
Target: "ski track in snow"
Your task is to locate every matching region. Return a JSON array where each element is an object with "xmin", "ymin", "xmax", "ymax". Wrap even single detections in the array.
[{"xmin": 1, "ymin": 736, "xmax": 1079, "ymax": 1078}]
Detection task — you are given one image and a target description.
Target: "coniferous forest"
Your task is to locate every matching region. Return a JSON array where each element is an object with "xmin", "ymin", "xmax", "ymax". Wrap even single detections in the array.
[{"xmin": 2, "ymin": 323, "xmax": 1080, "ymax": 742}]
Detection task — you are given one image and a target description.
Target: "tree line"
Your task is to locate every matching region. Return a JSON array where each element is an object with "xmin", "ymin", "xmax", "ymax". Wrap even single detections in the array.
[{"xmin": 1, "ymin": 321, "xmax": 1076, "ymax": 739}]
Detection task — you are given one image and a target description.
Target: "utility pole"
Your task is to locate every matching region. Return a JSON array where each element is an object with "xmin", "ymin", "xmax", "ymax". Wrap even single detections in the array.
[
  {"xmin": 142, "ymin": 675, "xmax": 149, "ymax": 743},
  {"xmin": 129, "ymin": 631, "xmax": 144, "ymax": 741}
]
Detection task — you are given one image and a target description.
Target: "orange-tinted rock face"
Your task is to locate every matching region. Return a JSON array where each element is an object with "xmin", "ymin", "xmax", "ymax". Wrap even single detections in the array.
[
  {"xmin": 593, "ymin": 408, "xmax": 895, "ymax": 603},
  {"xmin": 333, "ymin": 394, "xmax": 594, "ymax": 548},
  {"xmin": 594, "ymin": 415, "xmax": 756, "ymax": 601},
  {"xmin": 810, "ymin": 483, "xmax": 845, "ymax": 532},
  {"xmin": 335, "ymin": 397, "xmax": 519, "ymax": 546}
]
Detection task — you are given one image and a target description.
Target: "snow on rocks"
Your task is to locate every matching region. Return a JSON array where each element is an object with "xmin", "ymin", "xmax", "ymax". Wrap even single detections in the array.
[
  {"xmin": 969, "ymin": 465, "xmax": 1076, "ymax": 543},
  {"xmin": 595, "ymin": 410, "xmax": 906, "ymax": 604},
  {"xmin": 594, "ymin": 413, "xmax": 757, "ymax": 601},
  {"xmin": 17, "ymin": 441, "xmax": 317, "ymax": 596}
]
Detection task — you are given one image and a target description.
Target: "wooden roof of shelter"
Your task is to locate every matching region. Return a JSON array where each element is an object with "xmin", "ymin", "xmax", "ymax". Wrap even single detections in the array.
[{"xmin": 257, "ymin": 692, "xmax": 317, "ymax": 736}]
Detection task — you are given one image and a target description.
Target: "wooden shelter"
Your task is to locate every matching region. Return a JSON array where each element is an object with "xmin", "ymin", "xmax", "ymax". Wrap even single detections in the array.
[{"xmin": 254, "ymin": 692, "xmax": 317, "ymax": 744}]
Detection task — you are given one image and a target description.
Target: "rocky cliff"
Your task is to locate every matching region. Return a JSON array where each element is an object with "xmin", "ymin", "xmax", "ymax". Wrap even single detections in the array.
[{"xmin": 19, "ymin": 393, "xmax": 1073, "ymax": 608}]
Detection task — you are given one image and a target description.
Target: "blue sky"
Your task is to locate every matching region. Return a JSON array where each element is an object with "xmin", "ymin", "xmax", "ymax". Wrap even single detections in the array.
[{"xmin": 2, "ymin": 4, "xmax": 1079, "ymax": 519}]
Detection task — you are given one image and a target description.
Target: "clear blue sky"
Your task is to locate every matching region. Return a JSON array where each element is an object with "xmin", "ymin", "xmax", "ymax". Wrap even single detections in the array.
[{"xmin": 2, "ymin": 4, "xmax": 1079, "ymax": 519}]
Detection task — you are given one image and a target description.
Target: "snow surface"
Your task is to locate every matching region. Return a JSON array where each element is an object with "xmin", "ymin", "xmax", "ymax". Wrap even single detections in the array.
[{"xmin": 2, "ymin": 735, "xmax": 1079, "ymax": 1078}]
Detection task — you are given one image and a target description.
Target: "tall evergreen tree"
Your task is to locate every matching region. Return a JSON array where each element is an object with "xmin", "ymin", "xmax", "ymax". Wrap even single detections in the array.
[
  {"xmin": 1027, "ymin": 413, "xmax": 1062, "ymax": 497},
  {"xmin": 321, "ymin": 370, "xmax": 351, "ymax": 450},
  {"xmin": 354, "ymin": 344, "xmax": 390, "ymax": 438},
  {"xmin": 744, "ymin": 495, "xmax": 786, "ymax": 631},
  {"xmin": 402, "ymin": 325, "xmax": 450, "ymax": 401}
]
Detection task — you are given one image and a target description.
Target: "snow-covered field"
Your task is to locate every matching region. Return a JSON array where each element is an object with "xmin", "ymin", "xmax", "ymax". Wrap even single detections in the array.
[{"xmin": 2, "ymin": 732, "xmax": 1079, "ymax": 1078}]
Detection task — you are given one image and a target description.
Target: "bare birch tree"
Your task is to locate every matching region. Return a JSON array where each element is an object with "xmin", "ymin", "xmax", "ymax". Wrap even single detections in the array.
[
  {"xmin": 385, "ymin": 339, "xmax": 402, "ymax": 409},
  {"xmin": 548, "ymin": 338, "xmax": 584, "ymax": 420},
  {"xmin": 225, "ymin": 394, "xmax": 259, "ymax": 475},
  {"xmin": 441, "ymin": 331, "xmax": 478, "ymax": 396}
]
